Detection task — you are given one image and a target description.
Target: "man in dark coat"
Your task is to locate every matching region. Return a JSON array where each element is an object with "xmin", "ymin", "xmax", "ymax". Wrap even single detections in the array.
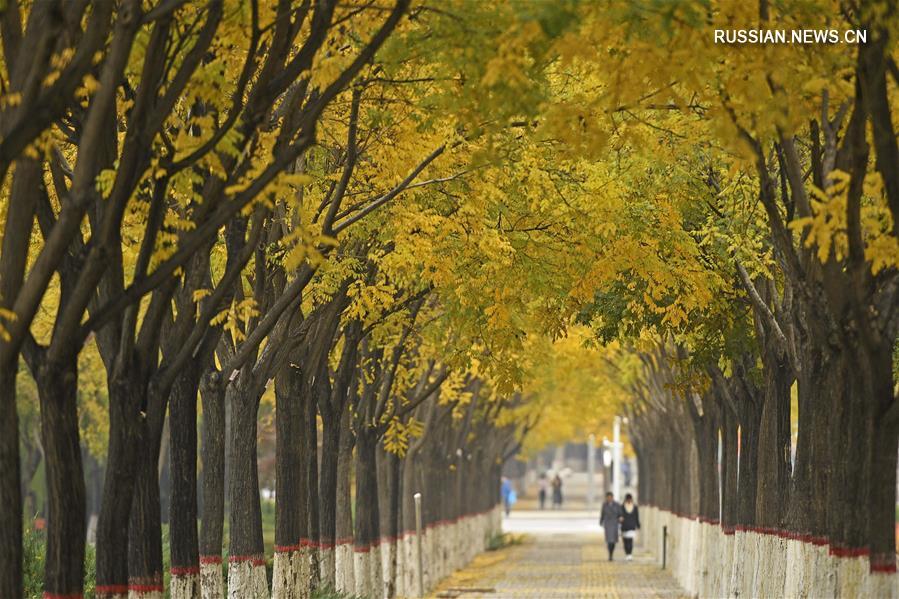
[{"xmin": 599, "ymin": 492, "xmax": 623, "ymax": 561}]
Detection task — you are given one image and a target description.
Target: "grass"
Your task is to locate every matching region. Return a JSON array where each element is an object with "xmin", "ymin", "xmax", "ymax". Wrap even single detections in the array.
[
  {"xmin": 23, "ymin": 526, "xmax": 96, "ymax": 599},
  {"xmin": 311, "ymin": 587, "xmax": 365, "ymax": 599},
  {"xmin": 485, "ymin": 532, "xmax": 527, "ymax": 552}
]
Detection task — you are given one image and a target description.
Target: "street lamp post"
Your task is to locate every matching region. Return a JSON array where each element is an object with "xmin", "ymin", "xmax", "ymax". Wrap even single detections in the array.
[
  {"xmin": 587, "ymin": 434, "xmax": 596, "ymax": 509},
  {"xmin": 601, "ymin": 439, "xmax": 612, "ymax": 494}
]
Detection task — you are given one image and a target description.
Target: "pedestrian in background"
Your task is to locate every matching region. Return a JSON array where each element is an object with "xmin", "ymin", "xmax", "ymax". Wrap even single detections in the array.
[
  {"xmin": 501, "ymin": 477, "xmax": 513, "ymax": 516},
  {"xmin": 538, "ymin": 473, "xmax": 549, "ymax": 510},
  {"xmin": 621, "ymin": 493, "xmax": 640, "ymax": 561},
  {"xmin": 551, "ymin": 474, "xmax": 563, "ymax": 509},
  {"xmin": 600, "ymin": 491, "xmax": 622, "ymax": 561}
]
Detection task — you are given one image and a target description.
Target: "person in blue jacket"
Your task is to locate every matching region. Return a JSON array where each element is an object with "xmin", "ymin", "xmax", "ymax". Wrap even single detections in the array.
[{"xmin": 501, "ymin": 477, "xmax": 515, "ymax": 516}]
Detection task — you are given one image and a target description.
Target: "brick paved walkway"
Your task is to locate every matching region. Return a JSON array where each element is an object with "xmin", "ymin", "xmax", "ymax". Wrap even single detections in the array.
[{"xmin": 432, "ymin": 515, "xmax": 687, "ymax": 598}]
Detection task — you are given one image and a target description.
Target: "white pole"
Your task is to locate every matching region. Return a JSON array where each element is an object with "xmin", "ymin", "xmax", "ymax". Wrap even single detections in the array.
[
  {"xmin": 587, "ymin": 434, "xmax": 596, "ymax": 509},
  {"xmin": 414, "ymin": 492, "xmax": 424, "ymax": 598},
  {"xmin": 612, "ymin": 416, "xmax": 622, "ymax": 501}
]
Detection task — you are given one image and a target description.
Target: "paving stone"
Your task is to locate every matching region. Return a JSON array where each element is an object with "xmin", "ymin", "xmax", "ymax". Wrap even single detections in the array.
[{"xmin": 432, "ymin": 532, "xmax": 688, "ymax": 599}]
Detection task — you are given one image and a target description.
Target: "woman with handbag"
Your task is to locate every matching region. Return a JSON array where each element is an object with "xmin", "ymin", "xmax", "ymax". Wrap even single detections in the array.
[{"xmin": 620, "ymin": 493, "xmax": 640, "ymax": 561}]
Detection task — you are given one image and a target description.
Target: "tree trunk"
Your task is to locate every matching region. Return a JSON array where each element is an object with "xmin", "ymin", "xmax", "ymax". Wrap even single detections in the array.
[
  {"xmin": 199, "ymin": 374, "xmax": 227, "ymax": 597},
  {"xmin": 37, "ymin": 356, "xmax": 87, "ymax": 596},
  {"xmin": 0, "ymin": 155, "xmax": 45, "ymax": 599},
  {"xmin": 858, "ymin": 318, "xmax": 899, "ymax": 572},
  {"xmin": 318, "ymin": 413, "xmax": 340, "ymax": 588},
  {"xmin": 303, "ymin": 387, "xmax": 321, "ymax": 590},
  {"xmin": 737, "ymin": 404, "xmax": 760, "ymax": 527},
  {"xmin": 127, "ymin": 434, "xmax": 165, "ymax": 597},
  {"xmin": 787, "ymin": 346, "xmax": 829, "ymax": 536},
  {"xmin": 335, "ymin": 408, "xmax": 355, "ymax": 594},
  {"xmin": 95, "ymin": 375, "xmax": 144, "ymax": 597},
  {"xmin": 169, "ymin": 367, "xmax": 204, "ymax": 597},
  {"xmin": 127, "ymin": 383, "xmax": 169, "ymax": 597},
  {"xmin": 0, "ymin": 364, "xmax": 22, "ymax": 598},
  {"xmin": 377, "ymin": 448, "xmax": 401, "ymax": 598},
  {"xmin": 633, "ymin": 441, "xmax": 649, "ymax": 504},
  {"xmin": 823, "ymin": 352, "xmax": 848, "ymax": 554},
  {"xmin": 400, "ymin": 444, "xmax": 420, "ymax": 594},
  {"xmin": 273, "ymin": 360, "xmax": 308, "ymax": 599},
  {"xmin": 754, "ymin": 347, "xmax": 792, "ymax": 529},
  {"xmin": 721, "ymin": 405, "xmax": 739, "ymax": 532},
  {"xmin": 690, "ymin": 395, "xmax": 720, "ymax": 521},
  {"xmin": 354, "ymin": 429, "xmax": 380, "ymax": 597},
  {"xmin": 868, "ymin": 411, "xmax": 898, "ymax": 571},
  {"xmin": 839, "ymin": 359, "xmax": 871, "ymax": 553},
  {"xmin": 227, "ymin": 383, "xmax": 267, "ymax": 598}
]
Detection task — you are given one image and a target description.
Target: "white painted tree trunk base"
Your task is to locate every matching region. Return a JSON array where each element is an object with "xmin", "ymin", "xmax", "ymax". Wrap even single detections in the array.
[
  {"xmin": 864, "ymin": 570, "xmax": 897, "ymax": 599},
  {"xmin": 335, "ymin": 542, "xmax": 355, "ymax": 593},
  {"xmin": 369, "ymin": 543, "xmax": 384, "ymax": 598},
  {"xmin": 758, "ymin": 534, "xmax": 787, "ymax": 598},
  {"xmin": 320, "ymin": 506, "xmax": 501, "ymax": 599},
  {"xmin": 746, "ymin": 531, "xmax": 763, "ymax": 598},
  {"xmin": 305, "ymin": 547, "xmax": 319, "ymax": 593},
  {"xmin": 381, "ymin": 540, "xmax": 399, "ymax": 598},
  {"xmin": 783, "ymin": 538, "xmax": 801, "ymax": 597},
  {"xmin": 354, "ymin": 550, "xmax": 372, "ymax": 598},
  {"xmin": 170, "ymin": 572, "xmax": 200, "ymax": 599},
  {"xmin": 836, "ymin": 554, "xmax": 867, "ymax": 598},
  {"xmin": 254, "ymin": 561, "xmax": 269, "ymax": 597},
  {"xmin": 272, "ymin": 550, "xmax": 310, "ymax": 599},
  {"xmin": 200, "ymin": 560, "xmax": 224, "ymax": 599},
  {"xmin": 319, "ymin": 546, "xmax": 335, "ymax": 590},
  {"xmin": 809, "ymin": 545, "xmax": 836, "ymax": 598},
  {"xmin": 642, "ymin": 506, "xmax": 899, "ymax": 599},
  {"xmin": 728, "ymin": 530, "xmax": 749, "ymax": 597},
  {"xmin": 227, "ymin": 560, "xmax": 268, "ymax": 599},
  {"xmin": 398, "ymin": 534, "xmax": 415, "ymax": 597},
  {"xmin": 720, "ymin": 532, "xmax": 735, "ymax": 596}
]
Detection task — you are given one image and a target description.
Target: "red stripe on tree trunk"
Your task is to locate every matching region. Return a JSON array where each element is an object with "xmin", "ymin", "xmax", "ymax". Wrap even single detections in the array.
[
  {"xmin": 127, "ymin": 584, "xmax": 164, "ymax": 593},
  {"xmin": 828, "ymin": 545, "xmax": 869, "ymax": 558},
  {"xmin": 871, "ymin": 563, "xmax": 897, "ymax": 573},
  {"xmin": 94, "ymin": 585, "xmax": 129, "ymax": 594},
  {"xmin": 228, "ymin": 554, "xmax": 266, "ymax": 564}
]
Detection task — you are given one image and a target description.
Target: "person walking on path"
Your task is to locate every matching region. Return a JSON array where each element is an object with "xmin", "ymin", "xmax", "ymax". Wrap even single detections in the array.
[
  {"xmin": 538, "ymin": 473, "xmax": 549, "ymax": 510},
  {"xmin": 600, "ymin": 492, "xmax": 623, "ymax": 561},
  {"xmin": 501, "ymin": 477, "xmax": 514, "ymax": 516},
  {"xmin": 551, "ymin": 474, "xmax": 564, "ymax": 509},
  {"xmin": 620, "ymin": 493, "xmax": 640, "ymax": 561}
]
